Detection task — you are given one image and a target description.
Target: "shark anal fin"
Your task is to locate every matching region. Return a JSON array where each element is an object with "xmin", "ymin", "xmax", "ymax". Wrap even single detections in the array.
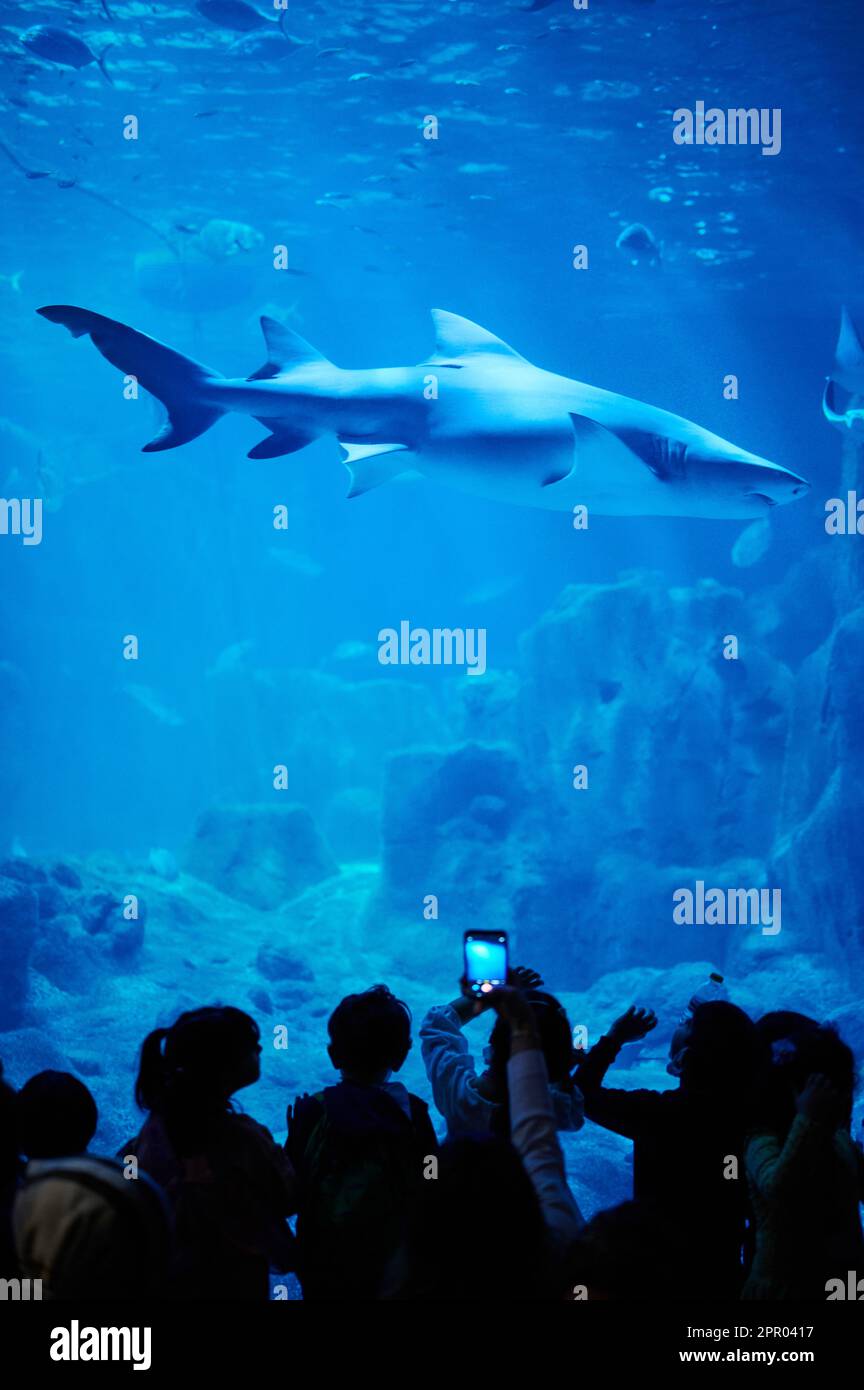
[
  {"xmin": 339, "ymin": 440, "xmax": 412, "ymax": 498},
  {"xmin": 247, "ymin": 421, "xmax": 316, "ymax": 458}
]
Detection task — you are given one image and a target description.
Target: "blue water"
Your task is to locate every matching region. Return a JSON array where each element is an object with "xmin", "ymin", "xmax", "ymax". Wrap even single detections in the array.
[{"xmin": 0, "ymin": 0, "xmax": 862, "ymax": 1202}]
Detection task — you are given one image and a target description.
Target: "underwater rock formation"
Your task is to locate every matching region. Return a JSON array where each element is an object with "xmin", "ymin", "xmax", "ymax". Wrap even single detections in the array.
[
  {"xmin": 0, "ymin": 874, "xmax": 37, "ymax": 1028},
  {"xmin": 0, "ymin": 857, "xmax": 147, "ymax": 1017},
  {"xmin": 770, "ymin": 606, "xmax": 864, "ymax": 961},
  {"xmin": 8, "ymin": 855, "xmax": 144, "ymax": 963},
  {"xmin": 359, "ymin": 560, "xmax": 861, "ymax": 985},
  {"xmin": 366, "ymin": 742, "xmax": 532, "ymax": 970},
  {"xmin": 185, "ymin": 802, "xmax": 338, "ymax": 909},
  {"xmin": 1, "ymin": 529, "xmax": 862, "ymax": 1166}
]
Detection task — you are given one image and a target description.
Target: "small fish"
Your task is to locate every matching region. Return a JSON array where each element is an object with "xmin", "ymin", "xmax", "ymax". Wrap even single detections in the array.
[
  {"xmin": 194, "ymin": 109, "xmax": 223, "ymax": 119},
  {"xmin": 329, "ymin": 640, "xmax": 374, "ymax": 664},
  {"xmin": 206, "ymin": 639, "xmax": 254, "ymax": 677},
  {"xmin": 229, "ymin": 28, "xmax": 307, "ymax": 58},
  {"xmin": 125, "ymin": 684, "xmax": 184, "ymax": 726},
  {"xmin": 731, "ymin": 517, "xmax": 772, "ymax": 568},
  {"xmin": 19, "ymin": 26, "xmax": 114, "ymax": 85},
  {"xmin": 195, "ymin": 0, "xmax": 269, "ymax": 31},
  {"xmin": 267, "ymin": 547, "xmax": 323, "ymax": 578},
  {"xmin": 464, "ymin": 576, "xmax": 519, "ymax": 605},
  {"xmin": 0, "ymin": 272, "xmax": 23, "ymax": 293},
  {"xmin": 197, "ymin": 217, "xmax": 263, "ymax": 258},
  {"xmin": 615, "ymin": 222, "xmax": 661, "ymax": 264},
  {"xmin": 148, "ymin": 847, "xmax": 179, "ymax": 880}
]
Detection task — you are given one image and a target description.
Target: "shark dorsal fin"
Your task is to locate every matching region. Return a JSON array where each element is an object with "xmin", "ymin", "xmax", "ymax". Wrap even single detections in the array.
[
  {"xmin": 247, "ymin": 317, "xmax": 331, "ymax": 381},
  {"xmin": 429, "ymin": 309, "xmax": 526, "ymax": 364}
]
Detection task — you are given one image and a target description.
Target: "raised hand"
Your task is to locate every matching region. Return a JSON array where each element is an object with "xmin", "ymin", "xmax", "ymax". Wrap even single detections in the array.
[
  {"xmin": 796, "ymin": 1073, "xmax": 841, "ymax": 1127},
  {"xmin": 608, "ymin": 1005, "xmax": 658, "ymax": 1045},
  {"xmin": 510, "ymin": 964, "xmax": 544, "ymax": 993}
]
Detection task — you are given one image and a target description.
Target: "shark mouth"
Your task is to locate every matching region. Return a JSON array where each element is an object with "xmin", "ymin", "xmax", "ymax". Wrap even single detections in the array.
[{"xmin": 746, "ymin": 493, "xmax": 778, "ymax": 508}]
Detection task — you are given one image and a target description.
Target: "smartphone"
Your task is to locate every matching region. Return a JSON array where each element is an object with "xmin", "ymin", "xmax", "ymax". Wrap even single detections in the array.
[{"xmin": 463, "ymin": 930, "xmax": 508, "ymax": 995}]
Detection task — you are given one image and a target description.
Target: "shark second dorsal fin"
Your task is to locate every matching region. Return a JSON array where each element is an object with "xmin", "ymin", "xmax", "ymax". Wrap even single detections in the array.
[
  {"xmin": 428, "ymin": 309, "xmax": 526, "ymax": 364},
  {"xmin": 247, "ymin": 317, "xmax": 332, "ymax": 381}
]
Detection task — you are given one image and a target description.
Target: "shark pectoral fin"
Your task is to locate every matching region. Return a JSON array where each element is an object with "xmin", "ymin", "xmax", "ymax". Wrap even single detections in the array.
[
  {"xmin": 569, "ymin": 412, "xmax": 620, "ymax": 446},
  {"xmin": 541, "ymin": 415, "xmax": 629, "ymax": 488},
  {"xmin": 570, "ymin": 411, "xmax": 682, "ymax": 483},
  {"xmin": 247, "ymin": 421, "xmax": 316, "ymax": 458},
  {"xmin": 339, "ymin": 440, "xmax": 412, "ymax": 498}
]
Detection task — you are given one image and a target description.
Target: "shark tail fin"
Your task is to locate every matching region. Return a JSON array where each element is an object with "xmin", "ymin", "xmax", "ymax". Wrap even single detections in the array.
[{"xmin": 37, "ymin": 305, "xmax": 225, "ymax": 452}]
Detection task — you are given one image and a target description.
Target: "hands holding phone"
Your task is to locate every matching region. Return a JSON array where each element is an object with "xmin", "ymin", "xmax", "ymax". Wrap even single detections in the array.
[
  {"xmin": 457, "ymin": 962, "xmax": 542, "ymax": 1058},
  {"xmin": 453, "ymin": 953, "xmax": 544, "ymax": 1026}
]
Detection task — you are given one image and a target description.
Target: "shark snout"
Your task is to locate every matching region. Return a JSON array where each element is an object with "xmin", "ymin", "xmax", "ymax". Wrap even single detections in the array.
[
  {"xmin": 742, "ymin": 463, "xmax": 810, "ymax": 509},
  {"xmin": 712, "ymin": 447, "xmax": 810, "ymax": 516}
]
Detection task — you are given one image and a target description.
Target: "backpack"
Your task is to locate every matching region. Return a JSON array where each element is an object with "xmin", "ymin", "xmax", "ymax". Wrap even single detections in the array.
[
  {"xmin": 13, "ymin": 1154, "xmax": 170, "ymax": 1298},
  {"xmin": 288, "ymin": 1085, "xmax": 436, "ymax": 1300}
]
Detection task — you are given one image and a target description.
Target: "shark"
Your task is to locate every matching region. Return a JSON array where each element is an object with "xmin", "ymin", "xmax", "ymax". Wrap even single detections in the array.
[
  {"xmin": 822, "ymin": 306, "xmax": 864, "ymax": 437},
  {"xmin": 36, "ymin": 304, "xmax": 809, "ymax": 519}
]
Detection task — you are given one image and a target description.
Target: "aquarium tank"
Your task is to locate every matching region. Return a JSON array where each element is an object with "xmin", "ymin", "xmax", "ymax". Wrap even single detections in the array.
[{"xmin": 0, "ymin": 0, "xmax": 862, "ymax": 1314}]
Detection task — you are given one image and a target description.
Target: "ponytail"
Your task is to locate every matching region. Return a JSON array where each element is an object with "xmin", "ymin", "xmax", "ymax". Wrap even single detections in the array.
[{"xmin": 134, "ymin": 1027, "xmax": 169, "ymax": 1111}]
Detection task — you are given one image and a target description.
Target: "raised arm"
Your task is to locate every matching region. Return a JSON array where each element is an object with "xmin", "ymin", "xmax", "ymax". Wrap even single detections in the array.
[{"xmin": 490, "ymin": 987, "xmax": 584, "ymax": 1249}]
